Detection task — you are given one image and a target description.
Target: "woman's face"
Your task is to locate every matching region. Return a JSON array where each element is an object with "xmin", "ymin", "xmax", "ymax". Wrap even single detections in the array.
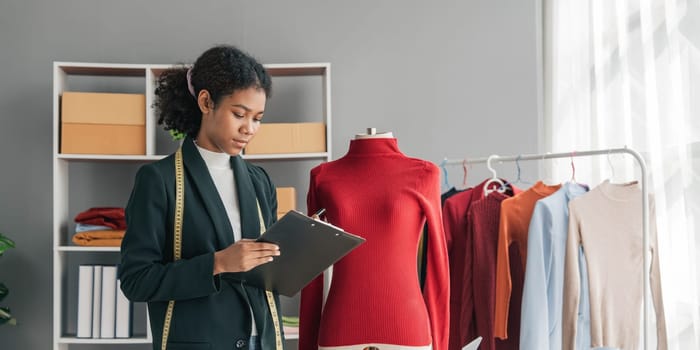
[{"xmin": 196, "ymin": 87, "xmax": 266, "ymax": 156}]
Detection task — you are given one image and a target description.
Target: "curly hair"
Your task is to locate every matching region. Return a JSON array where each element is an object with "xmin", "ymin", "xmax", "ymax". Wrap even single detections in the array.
[{"xmin": 155, "ymin": 45, "xmax": 272, "ymax": 138}]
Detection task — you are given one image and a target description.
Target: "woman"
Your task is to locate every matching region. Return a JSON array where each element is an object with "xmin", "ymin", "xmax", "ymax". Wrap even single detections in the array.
[{"xmin": 119, "ymin": 45, "xmax": 283, "ymax": 350}]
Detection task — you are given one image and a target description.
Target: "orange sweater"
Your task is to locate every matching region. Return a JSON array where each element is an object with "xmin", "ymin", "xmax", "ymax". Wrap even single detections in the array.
[{"xmin": 493, "ymin": 181, "xmax": 560, "ymax": 339}]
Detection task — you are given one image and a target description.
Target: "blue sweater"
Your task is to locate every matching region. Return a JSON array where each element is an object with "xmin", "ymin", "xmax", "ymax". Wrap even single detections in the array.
[{"xmin": 520, "ymin": 182, "xmax": 590, "ymax": 350}]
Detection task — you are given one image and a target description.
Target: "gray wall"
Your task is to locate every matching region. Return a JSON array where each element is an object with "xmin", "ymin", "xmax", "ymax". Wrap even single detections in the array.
[{"xmin": 0, "ymin": 0, "xmax": 541, "ymax": 348}]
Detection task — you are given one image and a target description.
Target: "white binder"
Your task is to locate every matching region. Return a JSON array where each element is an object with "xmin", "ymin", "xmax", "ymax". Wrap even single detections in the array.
[{"xmin": 76, "ymin": 265, "xmax": 94, "ymax": 338}]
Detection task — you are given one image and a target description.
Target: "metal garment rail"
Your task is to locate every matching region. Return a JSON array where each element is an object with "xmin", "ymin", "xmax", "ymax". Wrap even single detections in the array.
[{"xmin": 443, "ymin": 147, "xmax": 652, "ymax": 350}]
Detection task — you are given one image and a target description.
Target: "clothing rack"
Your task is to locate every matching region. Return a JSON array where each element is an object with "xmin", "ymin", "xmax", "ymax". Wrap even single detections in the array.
[{"xmin": 443, "ymin": 147, "xmax": 653, "ymax": 350}]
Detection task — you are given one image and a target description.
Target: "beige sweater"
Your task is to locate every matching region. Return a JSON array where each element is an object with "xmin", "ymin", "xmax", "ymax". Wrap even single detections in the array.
[{"xmin": 563, "ymin": 180, "xmax": 667, "ymax": 350}]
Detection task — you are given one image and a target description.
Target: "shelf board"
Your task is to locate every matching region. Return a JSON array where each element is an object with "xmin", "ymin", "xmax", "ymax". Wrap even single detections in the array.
[
  {"xmin": 57, "ymin": 246, "xmax": 120, "ymax": 252},
  {"xmin": 58, "ymin": 153, "xmax": 328, "ymax": 162},
  {"xmin": 58, "ymin": 337, "xmax": 151, "ymax": 344},
  {"xmin": 55, "ymin": 62, "xmax": 329, "ymax": 77},
  {"xmin": 56, "ymin": 62, "xmax": 148, "ymax": 77},
  {"xmin": 242, "ymin": 152, "xmax": 329, "ymax": 160},
  {"xmin": 149, "ymin": 64, "xmax": 184, "ymax": 77},
  {"xmin": 58, "ymin": 335, "xmax": 297, "ymax": 343},
  {"xmin": 264, "ymin": 63, "xmax": 329, "ymax": 76},
  {"xmin": 57, "ymin": 154, "xmax": 166, "ymax": 162},
  {"xmin": 58, "ymin": 334, "xmax": 297, "ymax": 344}
]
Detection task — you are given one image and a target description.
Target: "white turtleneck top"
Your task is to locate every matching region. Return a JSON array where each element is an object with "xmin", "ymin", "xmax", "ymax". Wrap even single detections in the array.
[
  {"xmin": 195, "ymin": 144, "xmax": 242, "ymax": 242},
  {"xmin": 194, "ymin": 143, "xmax": 256, "ymax": 336}
]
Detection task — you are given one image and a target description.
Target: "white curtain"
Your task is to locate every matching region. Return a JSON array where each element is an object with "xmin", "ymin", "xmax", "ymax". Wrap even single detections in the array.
[{"xmin": 544, "ymin": 0, "xmax": 700, "ymax": 349}]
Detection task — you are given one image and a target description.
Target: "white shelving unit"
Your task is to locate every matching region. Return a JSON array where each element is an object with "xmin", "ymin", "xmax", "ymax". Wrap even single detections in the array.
[{"xmin": 52, "ymin": 61, "xmax": 331, "ymax": 349}]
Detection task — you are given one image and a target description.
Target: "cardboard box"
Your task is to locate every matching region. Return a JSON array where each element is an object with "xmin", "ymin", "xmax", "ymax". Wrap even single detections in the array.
[
  {"xmin": 276, "ymin": 187, "xmax": 297, "ymax": 219},
  {"xmin": 61, "ymin": 92, "xmax": 146, "ymax": 155},
  {"xmin": 245, "ymin": 123, "xmax": 326, "ymax": 154}
]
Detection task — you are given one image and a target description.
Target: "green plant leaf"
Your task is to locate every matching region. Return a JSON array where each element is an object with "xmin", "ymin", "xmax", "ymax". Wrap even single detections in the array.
[
  {"xmin": 0, "ymin": 233, "xmax": 15, "ymax": 256},
  {"xmin": 0, "ymin": 306, "xmax": 15, "ymax": 326},
  {"xmin": 0, "ymin": 233, "xmax": 15, "ymax": 326}
]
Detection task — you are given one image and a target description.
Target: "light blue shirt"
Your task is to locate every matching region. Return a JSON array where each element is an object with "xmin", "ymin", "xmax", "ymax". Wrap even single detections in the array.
[
  {"xmin": 75, "ymin": 223, "xmax": 113, "ymax": 232},
  {"xmin": 520, "ymin": 182, "xmax": 591, "ymax": 350}
]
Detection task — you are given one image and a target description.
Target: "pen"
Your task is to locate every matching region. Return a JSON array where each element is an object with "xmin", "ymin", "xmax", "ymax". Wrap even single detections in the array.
[{"xmin": 312, "ymin": 208, "xmax": 326, "ymax": 219}]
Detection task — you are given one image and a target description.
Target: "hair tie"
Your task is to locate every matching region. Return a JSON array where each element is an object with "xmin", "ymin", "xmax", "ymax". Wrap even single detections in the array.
[{"xmin": 186, "ymin": 68, "xmax": 196, "ymax": 97}]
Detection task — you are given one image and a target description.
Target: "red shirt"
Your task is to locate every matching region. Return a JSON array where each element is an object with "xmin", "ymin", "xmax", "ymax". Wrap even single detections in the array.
[
  {"xmin": 442, "ymin": 181, "xmax": 487, "ymax": 350},
  {"xmin": 299, "ymin": 138, "xmax": 450, "ymax": 349}
]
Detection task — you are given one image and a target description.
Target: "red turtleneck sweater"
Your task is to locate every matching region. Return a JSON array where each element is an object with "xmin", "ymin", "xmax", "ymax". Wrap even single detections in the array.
[{"xmin": 299, "ymin": 138, "xmax": 450, "ymax": 350}]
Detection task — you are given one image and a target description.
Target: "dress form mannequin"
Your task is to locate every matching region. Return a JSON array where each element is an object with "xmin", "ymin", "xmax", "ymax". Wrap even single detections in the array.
[
  {"xmin": 355, "ymin": 127, "xmax": 394, "ymax": 139},
  {"xmin": 300, "ymin": 133, "xmax": 449, "ymax": 350}
]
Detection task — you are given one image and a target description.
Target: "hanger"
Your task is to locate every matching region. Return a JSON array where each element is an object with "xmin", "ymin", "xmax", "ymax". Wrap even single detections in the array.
[
  {"xmin": 439, "ymin": 158, "xmax": 451, "ymax": 191},
  {"xmin": 606, "ymin": 148, "xmax": 633, "ymax": 185},
  {"xmin": 456, "ymin": 159, "xmax": 470, "ymax": 190},
  {"xmin": 511, "ymin": 155, "xmax": 532, "ymax": 187},
  {"xmin": 569, "ymin": 151, "xmax": 577, "ymax": 183},
  {"xmin": 484, "ymin": 155, "xmax": 506, "ymax": 196}
]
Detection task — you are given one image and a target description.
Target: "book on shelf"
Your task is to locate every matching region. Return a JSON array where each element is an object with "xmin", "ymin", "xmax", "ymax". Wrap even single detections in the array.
[
  {"xmin": 100, "ymin": 266, "xmax": 117, "ymax": 338},
  {"xmin": 76, "ymin": 265, "xmax": 94, "ymax": 338},
  {"xmin": 91, "ymin": 265, "xmax": 102, "ymax": 338},
  {"xmin": 115, "ymin": 278, "xmax": 133, "ymax": 338},
  {"xmin": 76, "ymin": 264, "xmax": 134, "ymax": 339}
]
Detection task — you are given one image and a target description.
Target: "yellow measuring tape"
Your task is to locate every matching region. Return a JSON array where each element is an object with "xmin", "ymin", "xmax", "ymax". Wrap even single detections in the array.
[
  {"xmin": 161, "ymin": 147, "xmax": 282, "ymax": 350},
  {"xmin": 161, "ymin": 148, "xmax": 184, "ymax": 350},
  {"xmin": 256, "ymin": 200, "xmax": 284, "ymax": 350}
]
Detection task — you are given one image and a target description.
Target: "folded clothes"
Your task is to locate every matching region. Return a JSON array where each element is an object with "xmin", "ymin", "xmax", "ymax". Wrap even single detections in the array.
[
  {"xmin": 75, "ymin": 223, "xmax": 113, "ymax": 233},
  {"xmin": 74, "ymin": 207, "xmax": 126, "ymax": 230},
  {"xmin": 72, "ymin": 230, "xmax": 125, "ymax": 247}
]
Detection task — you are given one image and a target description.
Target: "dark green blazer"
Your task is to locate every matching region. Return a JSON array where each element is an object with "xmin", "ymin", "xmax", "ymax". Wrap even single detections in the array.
[{"xmin": 119, "ymin": 137, "xmax": 283, "ymax": 350}]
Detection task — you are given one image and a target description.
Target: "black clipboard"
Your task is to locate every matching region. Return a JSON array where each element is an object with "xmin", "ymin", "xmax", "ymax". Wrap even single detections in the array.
[{"xmin": 227, "ymin": 210, "xmax": 365, "ymax": 297}]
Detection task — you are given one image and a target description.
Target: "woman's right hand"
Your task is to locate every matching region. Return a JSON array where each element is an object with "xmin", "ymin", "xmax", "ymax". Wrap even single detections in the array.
[{"xmin": 213, "ymin": 239, "xmax": 280, "ymax": 274}]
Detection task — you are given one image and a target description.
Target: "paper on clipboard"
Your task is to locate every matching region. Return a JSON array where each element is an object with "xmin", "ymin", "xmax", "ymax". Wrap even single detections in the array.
[{"xmin": 229, "ymin": 210, "xmax": 365, "ymax": 297}]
